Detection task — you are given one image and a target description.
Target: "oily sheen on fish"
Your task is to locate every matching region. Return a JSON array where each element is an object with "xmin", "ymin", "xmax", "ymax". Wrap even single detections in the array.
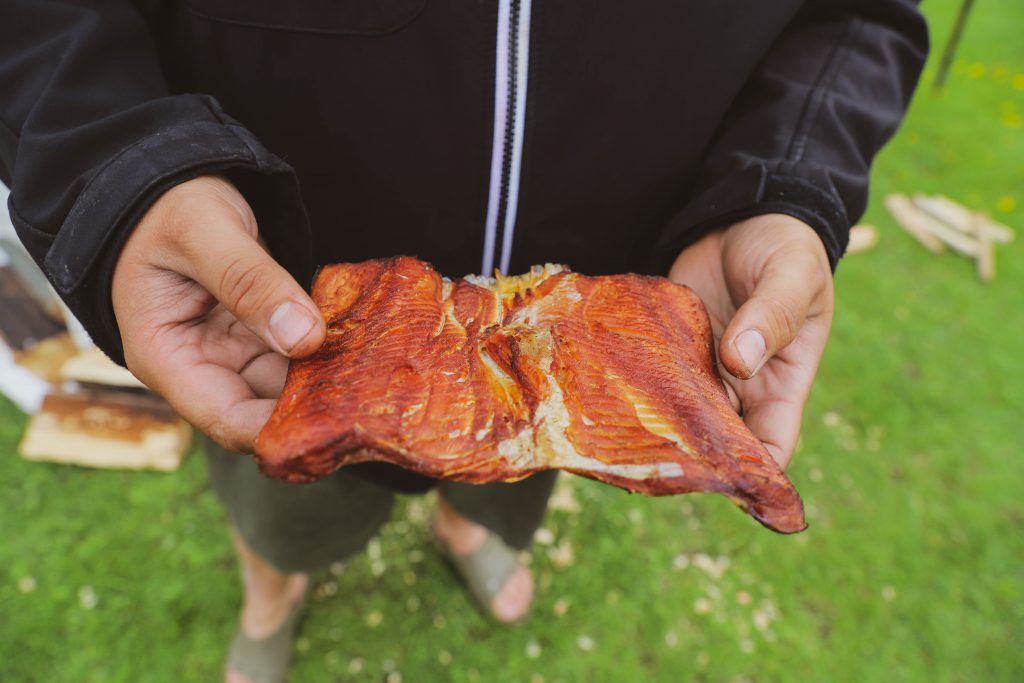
[{"xmin": 255, "ymin": 257, "xmax": 806, "ymax": 533}]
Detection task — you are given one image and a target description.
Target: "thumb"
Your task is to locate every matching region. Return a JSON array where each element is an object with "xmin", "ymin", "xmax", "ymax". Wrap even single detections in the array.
[
  {"xmin": 719, "ymin": 253, "xmax": 823, "ymax": 380},
  {"xmin": 181, "ymin": 218, "xmax": 326, "ymax": 358}
]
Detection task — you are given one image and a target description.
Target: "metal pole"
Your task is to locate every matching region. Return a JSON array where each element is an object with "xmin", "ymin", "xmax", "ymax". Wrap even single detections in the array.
[{"xmin": 934, "ymin": 0, "xmax": 977, "ymax": 90}]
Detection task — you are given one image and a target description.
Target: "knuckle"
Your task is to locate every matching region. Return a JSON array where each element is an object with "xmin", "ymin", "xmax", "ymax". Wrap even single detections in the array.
[
  {"xmin": 157, "ymin": 182, "xmax": 254, "ymax": 250},
  {"xmin": 199, "ymin": 415, "xmax": 242, "ymax": 452},
  {"xmin": 762, "ymin": 295, "xmax": 802, "ymax": 343},
  {"xmin": 218, "ymin": 257, "xmax": 274, "ymax": 316},
  {"xmin": 158, "ymin": 193, "xmax": 205, "ymax": 244}
]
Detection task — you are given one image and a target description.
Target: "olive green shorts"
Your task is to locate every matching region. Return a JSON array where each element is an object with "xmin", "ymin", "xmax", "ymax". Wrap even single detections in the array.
[{"xmin": 204, "ymin": 439, "xmax": 558, "ymax": 573}]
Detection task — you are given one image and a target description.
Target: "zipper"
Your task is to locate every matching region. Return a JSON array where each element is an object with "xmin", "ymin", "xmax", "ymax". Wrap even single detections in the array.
[{"xmin": 481, "ymin": 0, "xmax": 532, "ymax": 276}]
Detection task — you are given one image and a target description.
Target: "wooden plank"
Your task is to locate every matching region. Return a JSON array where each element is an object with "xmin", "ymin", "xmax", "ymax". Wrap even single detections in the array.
[
  {"xmin": 19, "ymin": 388, "xmax": 191, "ymax": 472},
  {"xmin": 912, "ymin": 194, "xmax": 1015, "ymax": 244},
  {"xmin": 847, "ymin": 224, "xmax": 879, "ymax": 254},
  {"xmin": 0, "ymin": 238, "xmax": 62, "ymax": 314},
  {"xmin": 0, "ymin": 266, "xmax": 64, "ymax": 351},
  {"xmin": 934, "ymin": 195, "xmax": 1014, "ymax": 242},
  {"xmin": 887, "ymin": 194, "xmax": 982, "ymax": 256},
  {"xmin": 15, "ymin": 333, "xmax": 78, "ymax": 384},
  {"xmin": 60, "ymin": 346, "xmax": 147, "ymax": 389},
  {"xmin": 885, "ymin": 194, "xmax": 947, "ymax": 254},
  {"xmin": 915, "ymin": 210, "xmax": 983, "ymax": 256},
  {"xmin": 973, "ymin": 213, "xmax": 996, "ymax": 282}
]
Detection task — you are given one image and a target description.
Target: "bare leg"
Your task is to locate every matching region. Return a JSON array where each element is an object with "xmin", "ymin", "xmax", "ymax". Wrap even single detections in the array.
[
  {"xmin": 432, "ymin": 494, "xmax": 534, "ymax": 623},
  {"xmin": 225, "ymin": 528, "xmax": 309, "ymax": 683}
]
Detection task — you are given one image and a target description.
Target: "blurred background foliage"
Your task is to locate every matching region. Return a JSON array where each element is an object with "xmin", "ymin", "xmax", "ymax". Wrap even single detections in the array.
[{"xmin": 1, "ymin": 0, "xmax": 1021, "ymax": 680}]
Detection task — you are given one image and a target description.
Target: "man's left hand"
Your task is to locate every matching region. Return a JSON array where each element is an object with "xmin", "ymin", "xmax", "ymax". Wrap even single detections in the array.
[{"xmin": 668, "ymin": 213, "xmax": 835, "ymax": 469}]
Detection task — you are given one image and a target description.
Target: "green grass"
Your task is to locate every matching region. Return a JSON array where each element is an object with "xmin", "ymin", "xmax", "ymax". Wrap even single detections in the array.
[{"xmin": 2, "ymin": 1, "xmax": 1023, "ymax": 680}]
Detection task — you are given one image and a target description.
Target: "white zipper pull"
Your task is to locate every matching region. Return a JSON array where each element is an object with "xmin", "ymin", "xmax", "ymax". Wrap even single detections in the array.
[{"xmin": 481, "ymin": 0, "xmax": 533, "ymax": 276}]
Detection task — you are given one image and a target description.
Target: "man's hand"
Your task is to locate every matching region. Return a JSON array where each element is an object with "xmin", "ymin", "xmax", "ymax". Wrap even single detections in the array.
[
  {"xmin": 669, "ymin": 214, "xmax": 834, "ymax": 469},
  {"xmin": 112, "ymin": 176, "xmax": 326, "ymax": 452}
]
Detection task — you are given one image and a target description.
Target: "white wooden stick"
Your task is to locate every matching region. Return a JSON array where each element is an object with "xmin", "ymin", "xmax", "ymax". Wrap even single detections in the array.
[
  {"xmin": 847, "ymin": 225, "xmax": 879, "ymax": 254},
  {"xmin": 885, "ymin": 194, "xmax": 947, "ymax": 254},
  {"xmin": 973, "ymin": 212, "xmax": 996, "ymax": 282},
  {"xmin": 912, "ymin": 194, "xmax": 1015, "ymax": 244}
]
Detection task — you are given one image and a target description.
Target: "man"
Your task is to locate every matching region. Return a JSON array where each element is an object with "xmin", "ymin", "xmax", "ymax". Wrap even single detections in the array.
[{"xmin": 0, "ymin": 1, "xmax": 927, "ymax": 680}]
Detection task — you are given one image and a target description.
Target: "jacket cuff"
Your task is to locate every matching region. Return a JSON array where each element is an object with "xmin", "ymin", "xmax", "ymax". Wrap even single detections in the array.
[
  {"xmin": 650, "ymin": 165, "xmax": 850, "ymax": 275},
  {"xmin": 9, "ymin": 116, "xmax": 310, "ymax": 366}
]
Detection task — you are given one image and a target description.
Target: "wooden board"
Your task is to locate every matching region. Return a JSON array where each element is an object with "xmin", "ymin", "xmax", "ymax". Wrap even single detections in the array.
[
  {"xmin": 15, "ymin": 333, "xmax": 79, "ymax": 384},
  {"xmin": 887, "ymin": 194, "xmax": 984, "ymax": 256},
  {"xmin": 885, "ymin": 194, "xmax": 947, "ymax": 254},
  {"xmin": 60, "ymin": 346, "xmax": 147, "ymax": 389},
  {"xmin": 0, "ymin": 239, "xmax": 63, "ymax": 316},
  {"xmin": 973, "ymin": 213, "xmax": 996, "ymax": 282},
  {"xmin": 0, "ymin": 266, "xmax": 64, "ymax": 351},
  {"xmin": 912, "ymin": 194, "xmax": 1014, "ymax": 244},
  {"xmin": 887, "ymin": 194, "xmax": 1004, "ymax": 283},
  {"xmin": 19, "ymin": 389, "xmax": 192, "ymax": 472},
  {"xmin": 847, "ymin": 225, "xmax": 879, "ymax": 254}
]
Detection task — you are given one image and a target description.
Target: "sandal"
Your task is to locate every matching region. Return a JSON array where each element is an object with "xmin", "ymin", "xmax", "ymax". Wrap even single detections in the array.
[
  {"xmin": 432, "ymin": 526, "xmax": 527, "ymax": 622},
  {"xmin": 226, "ymin": 582, "xmax": 311, "ymax": 683}
]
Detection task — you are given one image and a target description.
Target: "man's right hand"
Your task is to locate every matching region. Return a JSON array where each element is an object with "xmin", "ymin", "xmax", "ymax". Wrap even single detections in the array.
[{"xmin": 111, "ymin": 176, "xmax": 326, "ymax": 452}]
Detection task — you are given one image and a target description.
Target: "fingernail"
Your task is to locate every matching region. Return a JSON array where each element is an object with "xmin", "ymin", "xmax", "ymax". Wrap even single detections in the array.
[
  {"xmin": 269, "ymin": 302, "xmax": 317, "ymax": 354},
  {"xmin": 735, "ymin": 329, "xmax": 767, "ymax": 377}
]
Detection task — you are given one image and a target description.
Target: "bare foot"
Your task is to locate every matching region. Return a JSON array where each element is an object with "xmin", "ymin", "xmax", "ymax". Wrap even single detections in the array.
[
  {"xmin": 237, "ymin": 571, "xmax": 309, "ymax": 639},
  {"xmin": 226, "ymin": 531, "xmax": 310, "ymax": 683},
  {"xmin": 432, "ymin": 496, "xmax": 534, "ymax": 623}
]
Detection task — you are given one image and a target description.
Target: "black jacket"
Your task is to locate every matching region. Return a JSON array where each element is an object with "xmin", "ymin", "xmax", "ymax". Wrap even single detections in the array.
[{"xmin": 1, "ymin": 0, "xmax": 928, "ymax": 367}]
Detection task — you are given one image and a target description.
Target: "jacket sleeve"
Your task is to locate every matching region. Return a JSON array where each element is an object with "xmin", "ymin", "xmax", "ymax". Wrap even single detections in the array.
[
  {"xmin": 651, "ymin": 0, "xmax": 929, "ymax": 274},
  {"xmin": 0, "ymin": 0, "xmax": 312, "ymax": 365}
]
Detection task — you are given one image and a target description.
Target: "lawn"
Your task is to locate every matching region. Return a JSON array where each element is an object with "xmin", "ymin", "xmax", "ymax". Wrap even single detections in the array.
[{"xmin": 2, "ymin": 1, "xmax": 1022, "ymax": 681}]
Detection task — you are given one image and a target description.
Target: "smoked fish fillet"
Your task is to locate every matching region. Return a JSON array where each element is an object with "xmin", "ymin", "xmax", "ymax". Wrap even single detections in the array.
[{"xmin": 256, "ymin": 256, "xmax": 806, "ymax": 533}]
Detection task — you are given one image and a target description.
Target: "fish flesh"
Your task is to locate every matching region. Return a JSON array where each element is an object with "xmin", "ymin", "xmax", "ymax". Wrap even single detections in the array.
[{"xmin": 255, "ymin": 256, "xmax": 806, "ymax": 533}]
